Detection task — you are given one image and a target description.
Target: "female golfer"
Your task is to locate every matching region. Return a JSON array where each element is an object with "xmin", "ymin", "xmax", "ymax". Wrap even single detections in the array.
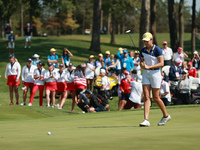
[
  {"xmin": 5, "ymin": 54, "xmax": 21, "ymax": 105},
  {"xmin": 85, "ymin": 55, "xmax": 95, "ymax": 90},
  {"xmin": 139, "ymin": 32, "xmax": 171, "ymax": 127},
  {"xmin": 43, "ymin": 63, "xmax": 58, "ymax": 108}
]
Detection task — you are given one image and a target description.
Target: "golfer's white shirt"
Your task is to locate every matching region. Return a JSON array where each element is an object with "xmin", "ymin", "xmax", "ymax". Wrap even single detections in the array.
[
  {"xmin": 21, "ymin": 65, "xmax": 37, "ymax": 83},
  {"xmin": 5, "ymin": 62, "xmax": 21, "ymax": 79},
  {"xmin": 43, "ymin": 70, "xmax": 58, "ymax": 83},
  {"xmin": 129, "ymin": 81, "xmax": 142, "ymax": 104},
  {"xmin": 162, "ymin": 47, "xmax": 173, "ymax": 60},
  {"xmin": 33, "ymin": 68, "xmax": 45, "ymax": 85}
]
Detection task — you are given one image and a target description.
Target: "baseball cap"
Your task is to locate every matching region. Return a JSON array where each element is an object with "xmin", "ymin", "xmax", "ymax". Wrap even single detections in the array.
[
  {"xmin": 89, "ymin": 55, "xmax": 94, "ymax": 58},
  {"xmin": 27, "ymin": 23, "xmax": 30, "ymax": 26},
  {"xmin": 188, "ymin": 62, "xmax": 192, "ymax": 66},
  {"xmin": 99, "ymin": 53, "xmax": 103, "ymax": 57},
  {"xmin": 59, "ymin": 64, "xmax": 64, "ymax": 67},
  {"xmin": 142, "ymin": 32, "xmax": 153, "ymax": 41},
  {"xmin": 178, "ymin": 47, "xmax": 183, "ymax": 51},
  {"xmin": 27, "ymin": 58, "xmax": 32, "ymax": 62},
  {"xmin": 76, "ymin": 65, "xmax": 81, "ymax": 69},
  {"xmin": 32, "ymin": 54, "xmax": 40, "ymax": 58},
  {"xmin": 37, "ymin": 61, "xmax": 45, "ymax": 66},
  {"xmin": 50, "ymin": 48, "xmax": 56, "ymax": 52},
  {"xmin": 175, "ymin": 58, "xmax": 182, "ymax": 64},
  {"xmin": 8, "ymin": 54, "xmax": 15, "ymax": 58},
  {"xmin": 135, "ymin": 50, "xmax": 139, "ymax": 54},
  {"xmin": 193, "ymin": 51, "xmax": 198, "ymax": 54},
  {"xmin": 10, "ymin": 31, "xmax": 13, "ymax": 34},
  {"xmin": 119, "ymin": 47, "xmax": 123, "ymax": 51},
  {"xmin": 69, "ymin": 62, "xmax": 73, "ymax": 67},
  {"xmin": 100, "ymin": 69, "xmax": 106, "ymax": 73},
  {"xmin": 48, "ymin": 63, "xmax": 53, "ymax": 66},
  {"xmin": 123, "ymin": 50, "xmax": 128, "ymax": 53},
  {"xmin": 85, "ymin": 89, "xmax": 91, "ymax": 94},
  {"xmin": 163, "ymin": 41, "xmax": 167, "ymax": 45},
  {"xmin": 105, "ymin": 51, "xmax": 110, "ymax": 55},
  {"xmin": 124, "ymin": 71, "xmax": 129, "ymax": 75}
]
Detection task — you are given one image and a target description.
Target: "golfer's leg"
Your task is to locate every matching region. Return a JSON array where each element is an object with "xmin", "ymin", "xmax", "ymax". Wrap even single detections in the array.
[
  {"xmin": 152, "ymin": 88, "xmax": 168, "ymax": 117},
  {"xmin": 143, "ymin": 84, "xmax": 151, "ymax": 120}
]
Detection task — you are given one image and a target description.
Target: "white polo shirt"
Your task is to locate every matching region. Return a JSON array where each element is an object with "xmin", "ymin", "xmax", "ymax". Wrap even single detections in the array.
[
  {"xmin": 33, "ymin": 68, "xmax": 45, "ymax": 85},
  {"xmin": 160, "ymin": 80, "xmax": 171, "ymax": 102},
  {"xmin": 172, "ymin": 52, "xmax": 185, "ymax": 63},
  {"xmin": 57, "ymin": 70, "xmax": 67, "ymax": 83},
  {"xmin": 65, "ymin": 70, "xmax": 75, "ymax": 83},
  {"xmin": 22, "ymin": 65, "xmax": 37, "ymax": 83},
  {"xmin": 42, "ymin": 70, "xmax": 58, "ymax": 83},
  {"xmin": 162, "ymin": 47, "xmax": 173, "ymax": 61},
  {"xmin": 129, "ymin": 81, "xmax": 142, "ymax": 104},
  {"xmin": 101, "ymin": 76, "xmax": 110, "ymax": 91},
  {"xmin": 5, "ymin": 62, "xmax": 21, "ymax": 79}
]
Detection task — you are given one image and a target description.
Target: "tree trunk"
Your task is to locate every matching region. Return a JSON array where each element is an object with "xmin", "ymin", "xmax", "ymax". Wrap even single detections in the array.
[
  {"xmin": 107, "ymin": 12, "xmax": 111, "ymax": 34},
  {"xmin": 191, "ymin": 0, "xmax": 196, "ymax": 53},
  {"xmin": 110, "ymin": 6, "xmax": 116, "ymax": 44},
  {"xmin": 150, "ymin": 0, "xmax": 158, "ymax": 45},
  {"xmin": 118, "ymin": 19, "xmax": 120, "ymax": 35},
  {"xmin": 1, "ymin": 19, "xmax": 5, "ymax": 38},
  {"xmin": 139, "ymin": 0, "xmax": 150, "ymax": 50},
  {"xmin": 101, "ymin": 10, "xmax": 103, "ymax": 31},
  {"xmin": 82, "ymin": 11, "xmax": 85, "ymax": 35},
  {"xmin": 20, "ymin": 4, "xmax": 24, "ymax": 36},
  {"xmin": 168, "ymin": 0, "xmax": 178, "ymax": 52},
  {"xmin": 122, "ymin": 17, "xmax": 125, "ymax": 34},
  {"xmin": 89, "ymin": 0, "xmax": 101, "ymax": 52},
  {"xmin": 179, "ymin": 0, "xmax": 184, "ymax": 48}
]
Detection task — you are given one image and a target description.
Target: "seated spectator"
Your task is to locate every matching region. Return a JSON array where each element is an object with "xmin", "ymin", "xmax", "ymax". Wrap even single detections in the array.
[
  {"xmin": 124, "ymin": 80, "xmax": 142, "ymax": 109},
  {"xmin": 77, "ymin": 90, "xmax": 90, "ymax": 113},
  {"xmin": 47, "ymin": 48, "xmax": 58, "ymax": 68},
  {"xmin": 161, "ymin": 71, "xmax": 169, "ymax": 83},
  {"xmin": 162, "ymin": 41, "xmax": 173, "ymax": 66},
  {"xmin": 95, "ymin": 53, "xmax": 103, "ymax": 68},
  {"xmin": 187, "ymin": 61, "xmax": 197, "ymax": 78},
  {"xmin": 119, "ymin": 71, "xmax": 134, "ymax": 110},
  {"xmin": 104, "ymin": 51, "xmax": 111, "ymax": 64},
  {"xmin": 169, "ymin": 58, "xmax": 182, "ymax": 81},
  {"xmin": 172, "ymin": 47, "xmax": 188, "ymax": 66},
  {"xmin": 32, "ymin": 54, "xmax": 40, "ymax": 66},
  {"xmin": 177, "ymin": 70, "xmax": 192, "ymax": 104},
  {"xmin": 160, "ymin": 76, "xmax": 171, "ymax": 106},
  {"xmin": 61, "ymin": 48, "xmax": 73, "ymax": 68},
  {"xmin": 85, "ymin": 89, "xmax": 110, "ymax": 112},
  {"xmin": 181, "ymin": 61, "xmax": 188, "ymax": 74}
]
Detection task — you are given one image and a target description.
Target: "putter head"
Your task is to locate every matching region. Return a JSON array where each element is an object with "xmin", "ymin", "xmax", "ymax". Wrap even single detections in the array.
[{"xmin": 126, "ymin": 30, "xmax": 131, "ymax": 33}]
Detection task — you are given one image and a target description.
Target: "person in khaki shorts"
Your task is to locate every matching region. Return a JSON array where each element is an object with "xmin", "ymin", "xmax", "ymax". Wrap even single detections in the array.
[{"xmin": 8, "ymin": 31, "xmax": 15, "ymax": 54}]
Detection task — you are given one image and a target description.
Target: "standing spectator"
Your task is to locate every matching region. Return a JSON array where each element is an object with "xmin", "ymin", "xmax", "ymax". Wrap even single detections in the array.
[
  {"xmin": 61, "ymin": 48, "xmax": 73, "ymax": 68},
  {"xmin": 162, "ymin": 41, "xmax": 173, "ymax": 66},
  {"xmin": 47, "ymin": 48, "xmax": 58, "ymax": 68},
  {"xmin": 121, "ymin": 50, "xmax": 134, "ymax": 72},
  {"xmin": 5, "ymin": 54, "xmax": 21, "ymax": 105},
  {"xmin": 43, "ymin": 63, "xmax": 58, "ymax": 108},
  {"xmin": 100, "ymin": 60, "xmax": 109, "ymax": 74},
  {"xmin": 104, "ymin": 51, "xmax": 111, "ymax": 64},
  {"xmin": 177, "ymin": 70, "xmax": 192, "ymax": 104},
  {"xmin": 119, "ymin": 71, "xmax": 133, "ymax": 110},
  {"xmin": 117, "ymin": 47, "xmax": 124, "ymax": 60},
  {"xmin": 8, "ymin": 31, "xmax": 15, "ymax": 54},
  {"xmin": 5, "ymin": 23, "xmax": 11, "ymax": 48},
  {"xmin": 32, "ymin": 54, "xmax": 40, "ymax": 66},
  {"xmin": 24, "ymin": 23, "xmax": 32, "ymax": 48},
  {"xmin": 187, "ymin": 62, "xmax": 197, "ymax": 78},
  {"xmin": 191, "ymin": 51, "xmax": 200, "ymax": 78},
  {"xmin": 95, "ymin": 53, "xmax": 103, "ymax": 68},
  {"xmin": 109, "ymin": 55, "xmax": 121, "ymax": 75},
  {"xmin": 160, "ymin": 77, "xmax": 171, "ymax": 106},
  {"xmin": 172, "ymin": 47, "xmax": 188, "ymax": 65},
  {"xmin": 169, "ymin": 58, "xmax": 182, "ymax": 81},
  {"xmin": 21, "ymin": 58, "xmax": 37, "ymax": 106},
  {"xmin": 28, "ymin": 61, "xmax": 45, "ymax": 106},
  {"xmin": 85, "ymin": 55, "xmax": 95, "ymax": 91},
  {"xmin": 133, "ymin": 50, "xmax": 141, "ymax": 76},
  {"xmin": 129, "ymin": 51, "xmax": 134, "ymax": 59}
]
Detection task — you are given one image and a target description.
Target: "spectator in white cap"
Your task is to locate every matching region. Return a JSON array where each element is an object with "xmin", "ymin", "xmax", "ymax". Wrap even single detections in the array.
[
  {"xmin": 8, "ymin": 31, "xmax": 15, "ymax": 54},
  {"xmin": 5, "ymin": 23, "xmax": 11, "ymax": 48},
  {"xmin": 162, "ymin": 41, "xmax": 173, "ymax": 66},
  {"xmin": 176, "ymin": 69, "xmax": 192, "ymax": 105},
  {"xmin": 32, "ymin": 54, "xmax": 40, "ymax": 66},
  {"xmin": 172, "ymin": 47, "xmax": 188, "ymax": 65},
  {"xmin": 24, "ymin": 23, "xmax": 32, "ymax": 48},
  {"xmin": 169, "ymin": 58, "xmax": 182, "ymax": 81},
  {"xmin": 191, "ymin": 50, "xmax": 200, "ymax": 77},
  {"xmin": 104, "ymin": 51, "xmax": 111, "ymax": 65}
]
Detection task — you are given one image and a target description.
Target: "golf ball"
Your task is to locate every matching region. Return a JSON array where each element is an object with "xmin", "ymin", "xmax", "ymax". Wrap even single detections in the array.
[{"xmin": 47, "ymin": 132, "xmax": 51, "ymax": 135}]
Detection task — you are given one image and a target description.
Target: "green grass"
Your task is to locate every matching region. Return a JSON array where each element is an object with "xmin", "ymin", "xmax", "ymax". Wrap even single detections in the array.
[{"xmin": 0, "ymin": 34, "xmax": 200, "ymax": 149}]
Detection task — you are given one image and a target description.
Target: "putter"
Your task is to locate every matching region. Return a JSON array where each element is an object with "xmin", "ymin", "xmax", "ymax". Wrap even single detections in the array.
[{"xmin": 126, "ymin": 30, "xmax": 143, "ymax": 62}]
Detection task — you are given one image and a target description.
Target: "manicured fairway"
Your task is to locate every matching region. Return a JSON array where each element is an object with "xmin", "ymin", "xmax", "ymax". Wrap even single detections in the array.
[{"xmin": 0, "ymin": 105, "xmax": 200, "ymax": 150}]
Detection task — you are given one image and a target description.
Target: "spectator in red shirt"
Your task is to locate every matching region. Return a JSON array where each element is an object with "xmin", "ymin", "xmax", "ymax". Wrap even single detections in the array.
[
  {"xmin": 119, "ymin": 71, "xmax": 134, "ymax": 110},
  {"xmin": 187, "ymin": 61, "xmax": 197, "ymax": 78}
]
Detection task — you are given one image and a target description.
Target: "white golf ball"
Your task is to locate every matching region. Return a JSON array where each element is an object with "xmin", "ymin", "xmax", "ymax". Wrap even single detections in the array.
[{"xmin": 47, "ymin": 132, "xmax": 51, "ymax": 135}]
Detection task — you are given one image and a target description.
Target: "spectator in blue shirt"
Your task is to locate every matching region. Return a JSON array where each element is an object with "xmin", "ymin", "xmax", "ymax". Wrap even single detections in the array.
[
  {"xmin": 104, "ymin": 51, "xmax": 111, "ymax": 64},
  {"xmin": 100, "ymin": 60, "xmax": 109, "ymax": 74},
  {"xmin": 47, "ymin": 48, "xmax": 58, "ymax": 68},
  {"xmin": 8, "ymin": 31, "xmax": 15, "ymax": 54},
  {"xmin": 32, "ymin": 54, "xmax": 40, "ymax": 66},
  {"xmin": 121, "ymin": 50, "xmax": 134, "ymax": 72},
  {"xmin": 61, "ymin": 48, "xmax": 73, "ymax": 68},
  {"xmin": 5, "ymin": 23, "xmax": 11, "ymax": 48}
]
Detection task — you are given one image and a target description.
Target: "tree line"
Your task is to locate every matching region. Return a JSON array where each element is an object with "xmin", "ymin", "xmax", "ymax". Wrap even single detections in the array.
[{"xmin": 0, "ymin": 0, "xmax": 199, "ymax": 53}]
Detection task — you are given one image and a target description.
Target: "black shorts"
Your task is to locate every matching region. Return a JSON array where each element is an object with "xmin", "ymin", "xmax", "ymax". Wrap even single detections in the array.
[{"xmin": 121, "ymin": 93, "xmax": 130, "ymax": 101}]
